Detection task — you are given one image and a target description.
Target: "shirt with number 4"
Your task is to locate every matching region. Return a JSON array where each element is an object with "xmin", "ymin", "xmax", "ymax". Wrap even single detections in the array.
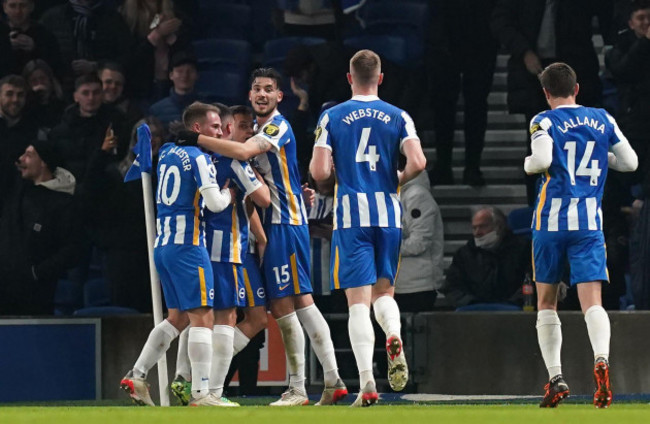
[{"xmin": 314, "ymin": 95, "xmax": 419, "ymax": 230}]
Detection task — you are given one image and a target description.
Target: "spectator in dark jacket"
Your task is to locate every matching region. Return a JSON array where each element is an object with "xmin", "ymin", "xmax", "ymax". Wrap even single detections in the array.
[
  {"xmin": 22, "ymin": 59, "xmax": 66, "ymax": 131},
  {"xmin": 442, "ymin": 207, "xmax": 530, "ymax": 309},
  {"xmin": 39, "ymin": 0, "xmax": 133, "ymax": 93},
  {"xmin": 491, "ymin": 0, "xmax": 614, "ymax": 204},
  {"xmin": 3, "ymin": 0, "xmax": 64, "ymax": 78},
  {"xmin": 0, "ymin": 140, "xmax": 82, "ymax": 315},
  {"xmin": 48, "ymin": 73, "xmax": 128, "ymax": 187}
]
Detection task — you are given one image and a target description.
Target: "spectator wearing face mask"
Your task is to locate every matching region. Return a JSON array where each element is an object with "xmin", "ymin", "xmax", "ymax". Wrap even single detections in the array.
[{"xmin": 441, "ymin": 206, "xmax": 531, "ymax": 310}]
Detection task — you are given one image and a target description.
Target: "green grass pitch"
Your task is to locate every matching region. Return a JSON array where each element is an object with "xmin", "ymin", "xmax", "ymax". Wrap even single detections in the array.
[{"xmin": 1, "ymin": 404, "xmax": 649, "ymax": 424}]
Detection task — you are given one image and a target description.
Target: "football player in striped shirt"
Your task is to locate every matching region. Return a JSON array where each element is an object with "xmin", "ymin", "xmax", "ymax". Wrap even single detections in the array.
[
  {"xmin": 525, "ymin": 63, "xmax": 638, "ymax": 408},
  {"xmin": 174, "ymin": 68, "xmax": 347, "ymax": 406},
  {"xmin": 310, "ymin": 49, "xmax": 427, "ymax": 406},
  {"xmin": 120, "ymin": 104, "xmax": 232, "ymax": 407}
]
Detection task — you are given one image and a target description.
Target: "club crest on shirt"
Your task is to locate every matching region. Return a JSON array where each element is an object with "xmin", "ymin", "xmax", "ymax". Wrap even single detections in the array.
[{"xmin": 264, "ymin": 124, "xmax": 280, "ymax": 136}]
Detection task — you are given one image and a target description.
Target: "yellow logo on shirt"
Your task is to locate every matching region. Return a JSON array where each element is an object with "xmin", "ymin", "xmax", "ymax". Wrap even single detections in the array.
[
  {"xmin": 264, "ymin": 124, "xmax": 280, "ymax": 137},
  {"xmin": 314, "ymin": 126, "xmax": 322, "ymax": 140},
  {"xmin": 530, "ymin": 123, "xmax": 540, "ymax": 135}
]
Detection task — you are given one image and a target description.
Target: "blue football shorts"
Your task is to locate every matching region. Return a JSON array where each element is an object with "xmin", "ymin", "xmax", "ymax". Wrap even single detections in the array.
[
  {"xmin": 330, "ymin": 226, "xmax": 401, "ymax": 290},
  {"xmin": 262, "ymin": 224, "xmax": 312, "ymax": 299},
  {"xmin": 239, "ymin": 252, "xmax": 267, "ymax": 308},
  {"xmin": 154, "ymin": 244, "xmax": 214, "ymax": 311},
  {"xmin": 211, "ymin": 261, "xmax": 243, "ymax": 310},
  {"xmin": 532, "ymin": 229, "xmax": 609, "ymax": 285}
]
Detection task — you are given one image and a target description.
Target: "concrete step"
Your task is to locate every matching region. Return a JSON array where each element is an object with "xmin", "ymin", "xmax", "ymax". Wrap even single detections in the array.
[
  {"xmin": 460, "ymin": 91, "xmax": 507, "ymax": 107},
  {"xmin": 444, "ymin": 239, "xmax": 467, "ymax": 255},
  {"xmin": 439, "ymin": 203, "xmax": 528, "ymax": 220},
  {"xmin": 454, "ymin": 129, "xmax": 526, "ymax": 143},
  {"xmin": 431, "ymin": 184, "xmax": 528, "ymax": 205},
  {"xmin": 451, "ymin": 166, "xmax": 523, "ymax": 184},
  {"xmin": 457, "ymin": 110, "xmax": 525, "ymax": 126},
  {"xmin": 424, "ymin": 145, "xmax": 527, "ymax": 166}
]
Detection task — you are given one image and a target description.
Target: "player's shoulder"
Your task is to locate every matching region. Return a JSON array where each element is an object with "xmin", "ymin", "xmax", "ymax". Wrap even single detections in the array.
[{"xmin": 260, "ymin": 113, "xmax": 291, "ymax": 138}]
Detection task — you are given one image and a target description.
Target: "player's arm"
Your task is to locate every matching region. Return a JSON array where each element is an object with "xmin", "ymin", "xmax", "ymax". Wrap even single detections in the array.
[
  {"xmin": 195, "ymin": 155, "xmax": 232, "ymax": 212},
  {"xmin": 310, "ymin": 112, "xmax": 333, "ymax": 181},
  {"xmin": 399, "ymin": 138, "xmax": 427, "ymax": 185},
  {"xmin": 247, "ymin": 167, "xmax": 271, "ymax": 208},
  {"xmin": 246, "ymin": 198, "xmax": 267, "ymax": 259},
  {"xmin": 524, "ymin": 117, "xmax": 553, "ymax": 175},
  {"xmin": 195, "ymin": 134, "xmax": 273, "ymax": 162},
  {"xmin": 606, "ymin": 114, "xmax": 638, "ymax": 172}
]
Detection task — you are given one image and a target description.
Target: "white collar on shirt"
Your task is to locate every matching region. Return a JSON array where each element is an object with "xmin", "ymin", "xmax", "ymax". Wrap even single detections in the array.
[
  {"xmin": 555, "ymin": 104, "xmax": 582, "ymax": 109},
  {"xmin": 351, "ymin": 95, "xmax": 380, "ymax": 102}
]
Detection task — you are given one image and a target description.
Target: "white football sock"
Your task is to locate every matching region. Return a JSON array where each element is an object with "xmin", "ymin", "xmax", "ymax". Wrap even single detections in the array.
[
  {"xmin": 372, "ymin": 295, "xmax": 401, "ymax": 338},
  {"xmin": 349, "ymin": 303, "xmax": 375, "ymax": 388},
  {"xmin": 584, "ymin": 305, "xmax": 610, "ymax": 362},
  {"xmin": 275, "ymin": 312, "xmax": 306, "ymax": 392},
  {"xmin": 536, "ymin": 309, "xmax": 563, "ymax": 379},
  {"xmin": 296, "ymin": 303, "xmax": 340, "ymax": 386},
  {"xmin": 188, "ymin": 327, "xmax": 213, "ymax": 399},
  {"xmin": 133, "ymin": 319, "xmax": 179, "ymax": 378},
  {"xmin": 209, "ymin": 325, "xmax": 235, "ymax": 397},
  {"xmin": 174, "ymin": 326, "xmax": 191, "ymax": 381},
  {"xmin": 233, "ymin": 326, "xmax": 250, "ymax": 356}
]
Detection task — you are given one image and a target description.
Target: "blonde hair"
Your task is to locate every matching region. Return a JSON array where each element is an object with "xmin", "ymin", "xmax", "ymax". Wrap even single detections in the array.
[
  {"xmin": 120, "ymin": 0, "xmax": 175, "ymax": 39},
  {"xmin": 182, "ymin": 102, "xmax": 220, "ymax": 128},
  {"xmin": 350, "ymin": 49, "xmax": 381, "ymax": 86}
]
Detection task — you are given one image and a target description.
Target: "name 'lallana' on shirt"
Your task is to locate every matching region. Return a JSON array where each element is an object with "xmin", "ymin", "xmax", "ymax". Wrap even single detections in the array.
[
  {"xmin": 557, "ymin": 116, "xmax": 605, "ymax": 134},
  {"xmin": 342, "ymin": 108, "xmax": 392, "ymax": 125}
]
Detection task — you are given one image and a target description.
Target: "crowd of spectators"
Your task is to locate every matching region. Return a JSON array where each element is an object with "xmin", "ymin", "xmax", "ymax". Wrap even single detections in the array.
[{"xmin": 1, "ymin": 0, "xmax": 649, "ymax": 315}]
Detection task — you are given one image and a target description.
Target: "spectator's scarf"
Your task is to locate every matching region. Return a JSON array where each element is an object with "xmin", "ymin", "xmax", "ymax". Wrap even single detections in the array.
[{"xmin": 69, "ymin": 0, "xmax": 104, "ymax": 59}]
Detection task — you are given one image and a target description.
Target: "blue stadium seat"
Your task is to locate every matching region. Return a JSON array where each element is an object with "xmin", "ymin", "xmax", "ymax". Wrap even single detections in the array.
[
  {"xmin": 73, "ymin": 306, "xmax": 140, "ymax": 316},
  {"xmin": 192, "ymin": 39, "xmax": 252, "ymax": 74},
  {"xmin": 83, "ymin": 277, "xmax": 111, "ymax": 308},
  {"xmin": 343, "ymin": 35, "xmax": 408, "ymax": 66},
  {"xmin": 196, "ymin": 70, "xmax": 247, "ymax": 105},
  {"xmin": 53, "ymin": 278, "xmax": 84, "ymax": 316},
  {"xmin": 199, "ymin": 3, "xmax": 252, "ymax": 41},
  {"xmin": 263, "ymin": 37, "xmax": 327, "ymax": 73},
  {"xmin": 508, "ymin": 207, "xmax": 535, "ymax": 236}
]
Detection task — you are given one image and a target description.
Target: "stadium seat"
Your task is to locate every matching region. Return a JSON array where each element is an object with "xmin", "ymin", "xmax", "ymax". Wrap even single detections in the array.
[
  {"xmin": 343, "ymin": 35, "xmax": 408, "ymax": 66},
  {"xmin": 73, "ymin": 306, "xmax": 140, "ymax": 316},
  {"xmin": 53, "ymin": 278, "xmax": 84, "ymax": 316},
  {"xmin": 83, "ymin": 277, "xmax": 111, "ymax": 308},
  {"xmin": 199, "ymin": 3, "xmax": 252, "ymax": 41},
  {"xmin": 507, "ymin": 207, "xmax": 535, "ymax": 236},
  {"xmin": 196, "ymin": 70, "xmax": 247, "ymax": 105},
  {"xmin": 192, "ymin": 39, "xmax": 252, "ymax": 74},
  {"xmin": 263, "ymin": 36, "xmax": 327, "ymax": 72}
]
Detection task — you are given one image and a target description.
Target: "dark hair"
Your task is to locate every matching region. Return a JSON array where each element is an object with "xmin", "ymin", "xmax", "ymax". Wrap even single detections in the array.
[
  {"xmin": 182, "ymin": 101, "xmax": 220, "ymax": 128},
  {"xmin": 539, "ymin": 62, "xmax": 577, "ymax": 98},
  {"xmin": 74, "ymin": 73, "xmax": 102, "ymax": 91},
  {"xmin": 212, "ymin": 102, "xmax": 233, "ymax": 122},
  {"xmin": 0, "ymin": 74, "xmax": 28, "ymax": 92},
  {"xmin": 230, "ymin": 104, "xmax": 253, "ymax": 118},
  {"xmin": 627, "ymin": 0, "xmax": 650, "ymax": 18},
  {"xmin": 97, "ymin": 61, "xmax": 126, "ymax": 77},
  {"xmin": 249, "ymin": 67, "xmax": 283, "ymax": 90},
  {"xmin": 350, "ymin": 49, "xmax": 381, "ymax": 85}
]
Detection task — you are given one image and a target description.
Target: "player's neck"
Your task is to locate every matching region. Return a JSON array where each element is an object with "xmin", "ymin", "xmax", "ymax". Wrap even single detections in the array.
[
  {"xmin": 351, "ymin": 86, "xmax": 378, "ymax": 97},
  {"xmin": 549, "ymin": 96, "xmax": 576, "ymax": 110},
  {"xmin": 256, "ymin": 110, "xmax": 275, "ymax": 127}
]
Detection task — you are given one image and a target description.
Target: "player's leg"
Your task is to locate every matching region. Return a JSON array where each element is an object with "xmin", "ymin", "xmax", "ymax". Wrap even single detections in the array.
[
  {"xmin": 332, "ymin": 227, "xmax": 378, "ymax": 407},
  {"xmin": 371, "ymin": 227, "xmax": 408, "ymax": 392},
  {"xmin": 234, "ymin": 256, "xmax": 268, "ymax": 355},
  {"xmin": 295, "ymin": 293, "xmax": 347, "ymax": 405},
  {"xmin": 170, "ymin": 326, "xmax": 191, "ymax": 405},
  {"xmin": 570, "ymin": 231, "xmax": 612, "ymax": 408},
  {"xmin": 185, "ymin": 306, "xmax": 216, "ymax": 405},
  {"xmin": 532, "ymin": 232, "xmax": 569, "ymax": 407}
]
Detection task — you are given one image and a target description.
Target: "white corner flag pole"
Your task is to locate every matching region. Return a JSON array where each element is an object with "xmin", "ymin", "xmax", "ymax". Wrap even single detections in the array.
[{"xmin": 141, "ymin": 171, "xmax": 170, "ymax": 407}]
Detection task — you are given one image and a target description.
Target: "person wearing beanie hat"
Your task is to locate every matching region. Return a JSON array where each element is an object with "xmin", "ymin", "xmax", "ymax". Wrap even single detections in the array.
[{"xmin": 0, "ymin": 142, "xmax": 81, "ymax": 315}]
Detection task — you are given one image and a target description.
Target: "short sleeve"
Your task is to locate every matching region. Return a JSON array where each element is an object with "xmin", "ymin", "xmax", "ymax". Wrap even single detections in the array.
[
  {"xmin": 314, "ymin": 111, "xmax": 332, "ymax": 151},
  {"xmin": 605, "ymin": 112, "xmax": 627, "ymax": 147},
  {"xmin": 257, "ymin": 118, "xmax": 291, "ymax": 151},
  {"xmin": 193, "ymin": 152, "xmax": 219, "ymax": 190},
  {"xmin": 529, "ymin": 113, "xmax": 552, "ymax": 141},
  {"xmin": 230, "ymin": 159, "xmax": 262, "ymax": 195},
  {"xmin": 399, "ymin": 111, "xmax": 419, "ymax": 150}
]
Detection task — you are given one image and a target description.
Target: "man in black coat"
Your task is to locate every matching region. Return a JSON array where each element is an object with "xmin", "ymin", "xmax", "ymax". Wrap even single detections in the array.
[
  {"xmin": 442, "ymin": 207, "xmax": 530, "ymax": 309},
  {"xmin": 0, "ymin": 140, "xmax": 82, "ymax": 315},
  {"xmin": 491, "ymin": 0, "xmax": 614, "ymax": 204}
]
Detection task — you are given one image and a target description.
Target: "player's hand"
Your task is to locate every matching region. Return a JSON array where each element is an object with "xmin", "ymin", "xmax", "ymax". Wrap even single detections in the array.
[
  {"xmin": 523, "ymin": 50, "xmax": 543, "ymax": 75},
  {"xmin": 257, "ymin": 240, "xmax": 267, "ymax": 262},
  {"xmin": 302, "ymin": 183, "xmax": 315, "ymax": 208},
  {"xmin": 290, "ymin": 77, "xmax": 309, "ymax": 111},
  {"xmin": 10, "ymin": 33, "xmax": 35, "ymax": 51},
  {"xmin": 175, "ymin": 130, "xmax": 199, "ymax": 147}
]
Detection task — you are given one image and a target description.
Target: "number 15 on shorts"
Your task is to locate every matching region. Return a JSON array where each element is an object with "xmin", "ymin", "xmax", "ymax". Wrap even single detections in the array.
[{"xmin": 273, "ymin": 264, "xmax": 291, "ymax": 291}]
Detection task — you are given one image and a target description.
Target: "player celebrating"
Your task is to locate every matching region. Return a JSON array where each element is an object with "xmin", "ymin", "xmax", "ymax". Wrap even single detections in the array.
[
  {"xmin": 525, "ymin": 63, "xmax": 637, "ymax": 408},
  {"xmin": 174, "ymin": 68, "xmax": 347, "ymax": 406},
  {"xmin": 120, "ymin": 104, "xmax": 232, "ymax": 407},
  {"xmin": 309, "ymin": 49, "xmax": 426, "ymax": 407}
]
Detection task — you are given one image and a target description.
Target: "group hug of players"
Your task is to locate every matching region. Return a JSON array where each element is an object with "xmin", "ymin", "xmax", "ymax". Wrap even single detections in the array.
[{"xmin": 120, "ymin": 50, "xmax": 636, "ymax": 409}]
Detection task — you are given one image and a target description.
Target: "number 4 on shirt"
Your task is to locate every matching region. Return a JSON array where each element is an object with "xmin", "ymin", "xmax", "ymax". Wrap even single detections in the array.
[{"xmin": 355, "ymin": 127, "xmax": 380, "ymax": 171}]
